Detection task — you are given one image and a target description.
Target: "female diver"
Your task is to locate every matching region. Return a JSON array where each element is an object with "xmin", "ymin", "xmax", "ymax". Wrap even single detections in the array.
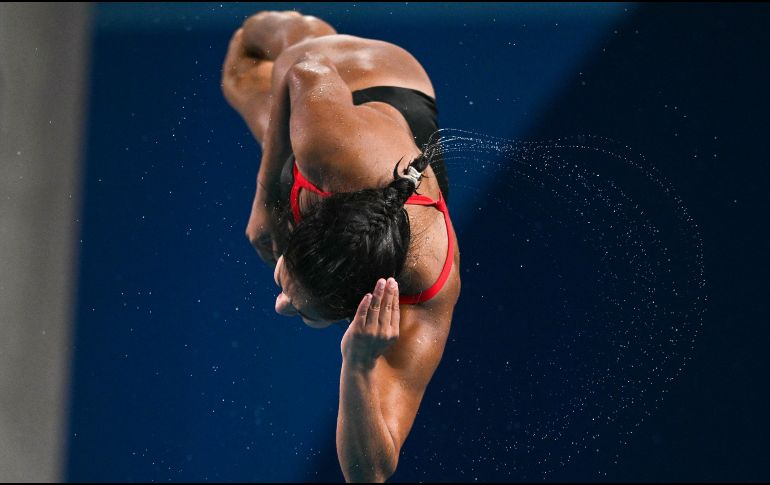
[{"xmin": 221, "ymin": 11, "xmax": 461, "ymax": 482}]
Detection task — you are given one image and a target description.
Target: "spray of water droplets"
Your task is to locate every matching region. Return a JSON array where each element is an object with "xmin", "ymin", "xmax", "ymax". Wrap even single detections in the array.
[{"xmin": 419, "ymin": 128, "xmax": 706, "ymax": 479}]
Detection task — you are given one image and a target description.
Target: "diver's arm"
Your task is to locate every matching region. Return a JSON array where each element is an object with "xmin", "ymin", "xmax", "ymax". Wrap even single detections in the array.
[
  {"xmin": 338, "ymin": 359, "xmax": 399, "ymax": 482},
  {"xmin": 256, "ymin": 49, "xmax": 357, "ymax": 203},
  {"xmin": 240, "ymin": 69, "xmax": 291, "ymax": 263},
  {"xmin": 226, "ymin": 11, "xmax": 337, "ymax": 199},
  {"xmin": 337, "ymin": 279, "xmax": 451, "ymax": 482},
  {"xmin": 253, "ymin": 67, "xmax": 292, "ymax": 203},
  {"xmin": 243, "ymin": 47, "xmax": 356, "ymax": 262}
]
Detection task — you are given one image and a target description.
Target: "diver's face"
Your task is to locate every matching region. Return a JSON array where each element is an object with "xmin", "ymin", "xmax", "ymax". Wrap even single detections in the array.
[{"xmin": 273, "ymin": 255, "xmax": 335, "ymax": 328}]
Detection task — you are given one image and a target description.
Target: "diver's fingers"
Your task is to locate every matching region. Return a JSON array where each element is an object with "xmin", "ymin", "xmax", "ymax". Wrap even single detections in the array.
[
  {"xmin": 378, "ymin": 278, "xmax": 397, "ymax": 330},
  {"xmin": 364, "ymin": 278, "xmax": 386, "ymax": 329},
  {"xmin": 350, "ymin": 292, "xmax": 372, "ymax": 330},
  {"xmin": 391, "ymin": 284, "xmax": 400, "ymax": 337}
]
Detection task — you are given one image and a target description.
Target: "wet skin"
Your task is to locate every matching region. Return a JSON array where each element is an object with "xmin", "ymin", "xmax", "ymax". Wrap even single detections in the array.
[{"xmin": 222, "ymin": 10, "xmax": 462, "ymax": 482}]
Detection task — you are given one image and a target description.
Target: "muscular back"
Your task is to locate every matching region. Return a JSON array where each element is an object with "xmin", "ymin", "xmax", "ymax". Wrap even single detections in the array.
[
  {"xmin": 274, "ymin": 35, "xmax": 458, "ymax": 308},
  {"xmin": 272, "ymin": 34, "xmax": 435, "ymax": 100}
]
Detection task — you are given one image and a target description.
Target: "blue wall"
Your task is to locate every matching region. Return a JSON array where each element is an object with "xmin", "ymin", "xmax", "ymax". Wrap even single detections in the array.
[{"xmin": 67, "ymin": 3, "xmax": 769, "ymax": 482}]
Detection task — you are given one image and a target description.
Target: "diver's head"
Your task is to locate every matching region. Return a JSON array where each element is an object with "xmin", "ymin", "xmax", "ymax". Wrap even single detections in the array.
[
  {"xmin": 275, "ymin": 154, "xmax": 431, "ymax": 324},
  {"xmin": 274, "ymin": 254, "xmax": 337, "ymax": 328}
]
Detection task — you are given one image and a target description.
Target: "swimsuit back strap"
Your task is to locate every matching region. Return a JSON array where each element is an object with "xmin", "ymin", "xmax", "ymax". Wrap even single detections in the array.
[
  {"xmin": 293, "ymin": 163, "xmax": 331, "ymax": 196},
  {"xmin": 399, "ymin": 193, "xmax": 454, "ymax": 304},
  {"xmin": 290, "ymin": 163, "xmax": 454, "ymax": 304},
  {"xmin": 404, "ymin": 193, "xmax": 440, "ymax": 206},
  {"xmin": 291, "ymin": 163, "xmax": 331, "ymax": 225}
]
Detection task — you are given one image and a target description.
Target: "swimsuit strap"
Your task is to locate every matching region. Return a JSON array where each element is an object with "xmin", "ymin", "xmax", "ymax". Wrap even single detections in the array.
[
  {"xmin": 399, "ymin": 192, "xmax": 454, "ymax": 305},
  {"xmin": 290, "ymin": 160, "xmax": 454, "ymax": 304},
  {"xmin": 404, "ymin": 193, "xmax": 440, "ymax": 206},
  {"xmin": 291, "ymin": 163, "xmax": 331, "ymax": 225}
]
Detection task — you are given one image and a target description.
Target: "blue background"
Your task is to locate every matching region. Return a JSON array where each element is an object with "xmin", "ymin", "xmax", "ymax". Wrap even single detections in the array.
[{"xmin": 67, "ymin": 3, "xmax": 769, "ymax": 482}]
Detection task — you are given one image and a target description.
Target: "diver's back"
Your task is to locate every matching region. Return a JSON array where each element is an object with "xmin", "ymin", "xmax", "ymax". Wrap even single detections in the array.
[{"xmin": 276, "ymin": 34, "xmax": 436, "ymax": 99}]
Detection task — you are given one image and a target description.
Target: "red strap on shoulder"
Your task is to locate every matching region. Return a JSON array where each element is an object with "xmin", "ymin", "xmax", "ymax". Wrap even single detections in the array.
[
  {"xmin": 290, "ymin": 164, "xmax": 455, "ymax": 304},
  {"xmin": 404, "ymin": 193, "xmax": 438, "ymax": 206},
  {"xmin": 291, "ymin": 162, "xmax": 331, "ymax": 225},
  {"xmin": 399, "ymin": 194, "xmax": 455, "ymax": 305}
]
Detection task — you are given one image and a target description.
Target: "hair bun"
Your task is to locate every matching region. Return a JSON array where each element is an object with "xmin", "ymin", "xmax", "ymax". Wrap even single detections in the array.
[{"xmin": 401, "ymin": 165, "xmax": 423, "ymax": 186}]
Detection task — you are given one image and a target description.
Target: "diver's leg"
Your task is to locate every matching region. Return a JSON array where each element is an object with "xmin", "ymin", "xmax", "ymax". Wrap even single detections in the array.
[
  {"xmin": 242, "ymin": 12, "xmax": 336, "ymax": 143},
  {"xmin": 222, "ymin": 11, "xmax": 337, "ymax": 144},
  {"xmin": 222, "ymin": 30, "xmax": 273, "ymax": 144},
  {"xmin": 241, "ymin": 11, "xmax": 337, "ymax": 61},
  {"xmin": 226, "ymin": 12, "xmax": 338, "ymax": 265}
]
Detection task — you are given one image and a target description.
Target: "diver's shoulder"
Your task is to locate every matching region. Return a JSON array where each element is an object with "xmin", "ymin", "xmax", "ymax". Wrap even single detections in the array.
[{"xmin": 398, "ymin": 231, "xmax": 460, "ymax": 310}]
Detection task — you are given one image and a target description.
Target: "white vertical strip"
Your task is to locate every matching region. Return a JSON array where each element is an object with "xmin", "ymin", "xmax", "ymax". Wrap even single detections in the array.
[{"xmin": 0, "ymin": 3, "xmax": 91, "ymax": 482}]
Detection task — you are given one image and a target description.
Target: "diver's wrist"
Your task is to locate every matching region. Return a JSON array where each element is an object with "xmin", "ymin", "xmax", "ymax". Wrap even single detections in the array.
[
  {"xmin": 342, "ymin": 355, "xmax": 378, "ymax": 374},
  {"xmin": 255, "ymin": 171, "xmax": 281, "ymax": 204}
]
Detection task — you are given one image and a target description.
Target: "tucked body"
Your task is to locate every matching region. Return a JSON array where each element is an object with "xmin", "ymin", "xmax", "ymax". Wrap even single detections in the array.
[{"xmin": 222, "ymin": 11, "xmax": 461, "ymax": 482}]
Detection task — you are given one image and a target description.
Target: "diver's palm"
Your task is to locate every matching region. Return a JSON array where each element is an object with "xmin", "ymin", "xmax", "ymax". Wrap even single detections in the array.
[
  {"xmin": 341, "ymin": 278, "xmax": 400, "ymax": 369},
  {"xmin": 245, "ymin": 194, "xmax": 280, "ymax": 266}
]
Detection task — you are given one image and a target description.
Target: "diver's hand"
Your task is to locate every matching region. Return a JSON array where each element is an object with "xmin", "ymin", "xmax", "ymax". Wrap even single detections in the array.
[
  {"xmin": 245, "ymin": 192, "xmax": 280, "ymax": 266},
  {"xmin": 341, "ymin": 278, "xmax": 400, "ymax": 371}
]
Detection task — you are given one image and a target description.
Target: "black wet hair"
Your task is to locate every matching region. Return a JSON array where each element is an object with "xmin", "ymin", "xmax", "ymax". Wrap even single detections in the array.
[{"xmin": 282, "ymin": 152, "xmax": 433, "ymax": 321}]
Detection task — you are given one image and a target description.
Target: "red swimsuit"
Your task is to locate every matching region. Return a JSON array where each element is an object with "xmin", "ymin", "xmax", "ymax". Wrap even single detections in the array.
[{"xmin": 290, "ymin": 162, "xmax": 455, "ymax": 305}]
